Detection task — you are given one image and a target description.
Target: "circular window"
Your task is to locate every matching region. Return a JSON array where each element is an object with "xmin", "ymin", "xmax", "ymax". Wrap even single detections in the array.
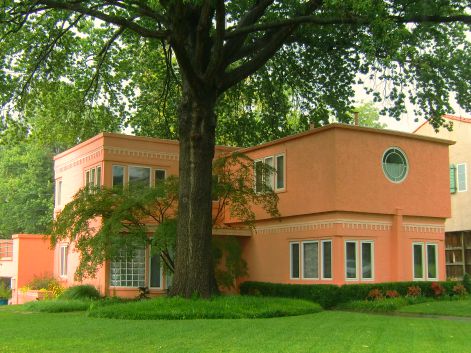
[{"xmin": 382, "ymin": 147, "xmax": 408, "ymax": 183}]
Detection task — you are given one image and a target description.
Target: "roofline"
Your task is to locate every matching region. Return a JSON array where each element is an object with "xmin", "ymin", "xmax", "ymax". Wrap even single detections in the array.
[
  {"xmin": 54, "ymin": 132, "xmax": 237, "ymax": 160},
  {"xmin": 238, "ymin": 123, "xmax": 454, "ymax": 154},
  {"xmin": 413, "ymin": 114, "xmax": 471, "ymax": 134}
]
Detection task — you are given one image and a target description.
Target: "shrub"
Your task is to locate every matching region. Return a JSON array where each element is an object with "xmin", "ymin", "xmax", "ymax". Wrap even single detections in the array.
[
  {"xmin": 24, "ymin": 299, "xmax": 91, "ymax": 313},
  {"xmin": 366, "ymin": 288, "xmax": 383, "ymax": 300},
  {"xmin": 59, "ymin": 285, "xmax": 101, "ymax": 300},
  {"xmin": 385, "ymin": 290, "xmax": 399, "ymax": 298},
  {"xmin": 452, "ymin": 284, "xmax": 468, "ymax": 296},
  {"xmin": 407, "ymin": 286, "xmax": 422, "ymax": 297},
  {"xmin": 27, "ymin": 275, "xmax": 59, "ymax": 291},
  {"xmin": 463, "ymin": 273, "xmax": 471, "ymax": 293},
  {"xmin": 337, "ymin": 297, "xmax": 409, "ymax": 313},
  {"xmin": 431, "ymin": 282, "xmax": 445, "ymax": 297},
  {"xmin": 0, "ymin": 282, "xmax": 11, "ymax": 299}
]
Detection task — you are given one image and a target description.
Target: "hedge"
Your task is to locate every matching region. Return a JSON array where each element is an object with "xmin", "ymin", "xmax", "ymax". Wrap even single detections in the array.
[{"xmin": 239, "ymin": 280, "xmax": 461, "ymax": 309}]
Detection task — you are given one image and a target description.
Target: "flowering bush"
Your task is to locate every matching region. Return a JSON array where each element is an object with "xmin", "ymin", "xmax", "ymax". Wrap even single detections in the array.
[
  {"xmin": 367, "ymin": 288, "xmax": 383, "ymax": 300},
  {"xmin": 385, "ymin": 290, "xmax": 400, "ymax": 298},
  {"xmin": 23, "ymin": 275, "xmax": 64, "ymax": 299},
  {"xmin": 407, "ymin": 286, "xmax": 422, "ymax": 297},
  {"xmin": 452, "ymin": 284, "xmax": 467, "ymax": 296},
  {"xmin": 431, "ymin": 282, "xmax": 445, "ymax": 297}
]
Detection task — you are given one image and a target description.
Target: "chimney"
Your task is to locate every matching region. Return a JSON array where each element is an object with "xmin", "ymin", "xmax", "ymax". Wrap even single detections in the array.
[
  {"xmin": 353, "ymin": 111, "xmax": 359, "ymax": 126},
  {"xmin": 309, "ymin": 123, "xmax": 315, "ymax": 130}
]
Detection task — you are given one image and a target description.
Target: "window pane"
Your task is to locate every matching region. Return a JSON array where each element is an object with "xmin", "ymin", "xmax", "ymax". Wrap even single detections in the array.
[
  {"xmin": 276, "ymin": 155, "xmax": 285, "ymax": 189},
  {"xmin": 427, "ymin": 244, "xmax": 437, "ymax": 279},
  {"xmin": 413, "ymin": 244, "xmax": 423, "ymax": 279},
  {"xmin": 361, "ymin": 242, "xmax": 373, "ymax": 279},
  {"xmin": 129, "ymin": 167, "xmax": 150, "ymax": 187},
  {"xmin": 346, "ymin": 242, "xmax": 357, "ymax": 279},
  {"xmin": 457, "ymin": 164, "xmax": 467, "ymax": 192},
  {"xmin": 155, "ymin": 170, "xmax": 166, "ymax": 183},
  {"xmin": 85, "ymin": 171, "xmax": 90, "ymax": 187},
  {"xmin": 90, "ymin": 168, "xmax": 96, "ymax": 187},
  {"xmin": 56, "ymin": 180, "xmax": 62, "ymax": 206},
  {"xmin": 96, "ymin": 167, "xmax": 102, "ymax": 188},
  {"xmin": 290, "ymin": 243, "xmax": 300, "ymax": 279},
  {"xmin": 110, "ymin": 248, "xmax": 145, "ymax": 287},
  {"xmin": 264, "ymin": 157, "xmax": 274, "ymax": 190},
  {"xmin": 255, "ymin": 161, "xmax": 263, "ymax": 193},
  {"xmin": 303, "ymin": 242, "xmax": 318, "ymax": 279},
  {"xmin": 322, "ymin": 241, "xmax": 332, "ymax": 279},
  {"xmin": 112, "ymin": 166, "xmax": 124, "ymax": 187},
  {"xmin": 150, "ymin": 252, "xmax": 161, "ymax": 288},
  {"xmin": 60, "ymin": 246, "xmax": 67, "ymax": 277}
]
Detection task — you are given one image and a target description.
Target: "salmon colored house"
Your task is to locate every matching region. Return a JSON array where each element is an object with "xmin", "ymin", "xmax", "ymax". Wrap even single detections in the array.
[{"xmin": 0, "ymin": 123, "xmax": 454, "ymax": 300}]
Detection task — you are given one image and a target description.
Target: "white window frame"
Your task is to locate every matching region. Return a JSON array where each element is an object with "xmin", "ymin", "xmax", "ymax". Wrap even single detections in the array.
[
  {"xmin": 275, "ymin": 153, "xmax": 286, "ymax": 192},
  {"xmin": 290, "ymin": 242, "xmax": 300, "ymax": 280},
  {"xmin": 412, "ymin": 242, "xmax": 425, "ymax": 280},
  {"xmin": 457, "ymin": 163, "xmax": 467, "ymax": 192},
  {"xmin": 85, "ymin": 164, "xmax": 102, "ymax": 188},
  {"xmin": 321, "ymin": 240, "xmax": 333, "ymax": 280},
  {"xmin": 345, "ymin": 241, "xmax": 358, "ymax": 281},
  {"xmin": 301, "ymin": 241, "xmax": 319, "ymax": 280},
  {"xmin": 360, "ymin": 241, "xmax": 374, "ymax": 281},
  {"xmin": 426, "ymin": 243, "xmax": 439, "ymax": 281},
  {"xmin": 55, "ymin": 179, "xmax": 62, "ymax": 207},
  {"xmin": 60, "ymin": 245, "xmax": 68, "ymax": 278},
  {"xmin": 128, "ymin": 165, "xmax": 152, "ymax": 187},
  {"xmin": 148, "ymin": 246, "xmax": 163, "ymax": 290},
  {"xmin": 112, "ymin": 165, "xmax": 126, "ymax": 188},
  {"xmin": 110, "ymin": 248, "xmax": 146, "ymax": 288},
  {"xmin": 264, "ymin": 156, "xmax": 274, "ymax": 190}
]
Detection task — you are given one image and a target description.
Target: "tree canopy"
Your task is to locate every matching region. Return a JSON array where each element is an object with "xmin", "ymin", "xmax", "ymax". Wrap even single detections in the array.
[{"xmin": 1, "ymin": 0, "xmax": 470, "ymax": 297}]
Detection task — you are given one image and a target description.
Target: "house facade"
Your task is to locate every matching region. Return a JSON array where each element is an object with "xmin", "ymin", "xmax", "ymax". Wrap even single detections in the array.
[
  {"xmin": 0, "ymin": 123, "xmax": 454, "ymax": 300},
  {"xmin": 414, "ymin": 115, "xmax": 471, "ymax": 278}
]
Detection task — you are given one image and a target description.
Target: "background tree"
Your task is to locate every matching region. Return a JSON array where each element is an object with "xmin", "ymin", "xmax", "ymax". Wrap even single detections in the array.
[
  {"xmin": 1, "ymin": 1, "xmax": 470, "ymax": 297},
  {"xmin": 348, "ymin": 102, "xmax": 386, "ymax": 129}
]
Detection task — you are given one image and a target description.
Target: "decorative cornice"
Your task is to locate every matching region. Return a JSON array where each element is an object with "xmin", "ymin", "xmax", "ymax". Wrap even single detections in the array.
[
  {"xmin": 55, "ymin": 147, "xmax": 104, "ymax": 172},
  {"xmin": 104, "ymin": 147, "xmax": 179, "ymax": 161},
  {"xmin": 403, "ymin": 223, "xmax": 444, "ymax": 233},
  {"xmin": 255, "ymin": 219, "xmax": 392, "ymax": 235}
]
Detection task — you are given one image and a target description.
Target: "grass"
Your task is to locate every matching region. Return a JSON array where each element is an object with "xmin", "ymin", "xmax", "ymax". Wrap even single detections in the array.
[
  {"xmin": 23, "ymin": 299, "xmax": 92, "ymax": 313},
  {"xmin": 335, "ymin": 297, "xmax": 430, "ymax": 313},
  {"xmin": 1, "ymin": 305, "xmax": 471, "ymax": 352},
  {"xmin": 88, "ymin": 296, "xmax": 322, "ymax": 320},
  {"xmin": 399, "ymin": 297, "xmax": 471, "ymax": 317}
]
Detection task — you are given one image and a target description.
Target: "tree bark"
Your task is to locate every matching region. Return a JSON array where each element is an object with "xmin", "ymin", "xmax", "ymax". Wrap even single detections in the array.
[{"xmin": 169, "ymin": 81, "xmax": 219, "ymax": 298}]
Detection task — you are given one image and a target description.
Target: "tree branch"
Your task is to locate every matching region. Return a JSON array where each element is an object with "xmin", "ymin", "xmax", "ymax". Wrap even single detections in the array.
[
  {"xmin": 195, "ymin": 0, "xmax": 212, "ymax": 71},
  {"xmin": 204, "ymin": 0, "xmax": 225, "ymax": 82},
  {"xmin": 37, "ymin": 0, "xmax": 168, "ymax": 39}
]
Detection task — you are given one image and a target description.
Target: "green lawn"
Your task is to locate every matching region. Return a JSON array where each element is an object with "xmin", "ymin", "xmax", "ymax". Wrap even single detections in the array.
[
  {"xmin": 399, "ymin": 299, "xmax": 471, "ymax": 317},
  {"xmin": 1, "ymin": 305, "xmax": 471, "ymax": 352}
]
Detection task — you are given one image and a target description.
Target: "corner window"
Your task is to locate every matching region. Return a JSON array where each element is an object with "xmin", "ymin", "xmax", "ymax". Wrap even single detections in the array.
[
  {"xmin": 321, "ymin": 240, "xmax": 332, "ymax": 279},
  {"xmin": 275, "ymin": 154, "xmax": 285, "ymax": 191},
  {"xmin": 60, "ymin": 245, "xmax": 68, "ymax": 277},
  {"xmin": 345, "ymin": 241, "xmax": 357, "ymax": 279},
  {"xmin": 110, "ymin": 248, "xmax": 145, "ymax": 287},
  {"xmin": 302, "ymin": 241, "xmax": 319, "ymax": 279},
  {"xmin": 457, "ymin": 163, "xmax": 467, "ymax": 192},
  {"xmin": 254, "ymin": 154, "xmax": 286, "ymax": 193},
  {"xmin": 291, "ymin": 240, "xmax": 331, "ymax": 280},
  {"xmin": 413, "ymin": 242, "xmax": 438, "ymax": 280},
  {"xmin": 264, "ymin": 157, "xmax": 274, "ymax": 190},
  {"xmin": 382, "ymin": 147, "xmax": 408, "ymax": 183},
  {"xmin": 112, "ymin": 165, "xmax": 125, "ymax": 187}
]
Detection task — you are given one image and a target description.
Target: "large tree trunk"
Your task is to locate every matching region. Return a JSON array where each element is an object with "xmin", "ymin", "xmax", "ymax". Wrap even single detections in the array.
[{"xmin": 169, "ymin": 81, "xmax": 219, "ymax": 298}]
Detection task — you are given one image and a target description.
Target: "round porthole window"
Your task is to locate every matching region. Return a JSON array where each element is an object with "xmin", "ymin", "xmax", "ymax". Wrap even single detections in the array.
[{"xmin": 382, "ymin": 147, "xmax": 408, "ymax": 183}]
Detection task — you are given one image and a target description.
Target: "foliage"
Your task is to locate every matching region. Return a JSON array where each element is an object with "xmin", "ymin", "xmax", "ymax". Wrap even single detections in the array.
[
  {"xmin": 349, "ymin": 102, "xmax": 386, "ymax": 129},
  {"xmin": 431, "ymin": 282, "xmax": 445, "ymax": 297},
  {"xmin": 59, "ymin": 285, "xmax": 101, "ymax": 300},
  {"xmin": 463, "ymin": 273, "xmax": 471, "ymax": 292},
  {"xmin": 367, "ymin": 288, "xmax": 384, "ymax": 300},
  {"xmin": 336, "ymin": 297, "xmax": 427, "ymax": 313},
  {"xmin": 385, "ymin": 290, "xmax": 400, "ymax": 298},
  {"xmin": 240, "ymin": 280, "xmax": 462, "ymax": 308},
  {"xmin": 452, "ymin": 284, "xmax": 467, "ymax": 296},
  {"xmin": 88, "ymin": 296, "xmax": 322, "ymax": 320},
  {"xmin": 0, "ymin": 282, "xmax": 11, "ymax": 299},
  {"xmin": 212, "ymin": 237, "xmax": 248, "ymax": 290},
  {"xmin": 25, "ymin": 275, "xmax": 61, "ymax": 293},
  {"xmin": 24, "ymin": 299, "xmax": 92, "ymax": 313},
  {"xmin": 0, "ymin": 142, "xmax": 54, "ymax": 238}
]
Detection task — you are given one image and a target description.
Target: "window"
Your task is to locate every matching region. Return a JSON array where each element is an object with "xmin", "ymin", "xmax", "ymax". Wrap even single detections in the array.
[
  {"xmin": 413, "ymin": 242, "xmax": 438, "ymax": 280},
  {"xmin": 450, "ymin": 165, "xmax": 457, "ymax": 193},
  {"xmin": 457, "ymin": 163, "xmax": 467, "ymax": 192},
  {"xmin": 155, "ymin": 169, "xmax": 166, "ymax": 184},
  {"xmin": 60, "ymin": 245, "xmax": 68, "ymax": 277},
  {"xmin": 110, "ymin": 248, "xmax": 145, "ymax": 287},
  {"xmin": 345, "ymin": 241, "xmax": 374, "ymax": 280},
  {"xmin": 149, "ymin": 248, "xmax": 162, "ymax": 289},
  {"xmin": 85, "ymin": 165, "xmax": 102, "ymax": 188},
  {"xmin": 129, "ymin": 166, "xmax": 151, "ymax": 187},
  {"xmin": 382, "ymin": 147, "xmax": 408, "ymax": 183},
  {"xmin": 55, "ymin": 180, "xmax": 62, "ymax": 207},
  {"xmin": 264, "ymin": 157, "xmax": 274, "ymax": 190},
  {"xmin": 322, "ymin": 240, "xmax": 332, "ymax": 279},
  {"xmin": 290, "ymin": 242, "xmax": 300, "ymax": 279},
  {"xmin": 302, "ymin": 241, "xmax": 319, "ymax": 279},
  {"xmin": 112, "ymin": 165, "xmax": 125, "ymax": 187},
  {"xmin": 275, "ymin": 154, "xmax": 285, "ymax": 190}
]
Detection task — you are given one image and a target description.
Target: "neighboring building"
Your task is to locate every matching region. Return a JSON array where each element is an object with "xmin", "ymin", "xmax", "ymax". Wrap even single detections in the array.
[
  {"xmin": 414, "ymin": 115, "xmax": 471, "ymax": 279},
  {"xmin": 0, "ymin": 124, "xmax": 454, "ymax": 299}
]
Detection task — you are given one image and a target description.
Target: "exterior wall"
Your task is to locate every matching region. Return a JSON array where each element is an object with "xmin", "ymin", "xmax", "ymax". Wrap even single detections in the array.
[{"xmin": 414, "ymin": 116, "xmax": 471, "ymax": 232}]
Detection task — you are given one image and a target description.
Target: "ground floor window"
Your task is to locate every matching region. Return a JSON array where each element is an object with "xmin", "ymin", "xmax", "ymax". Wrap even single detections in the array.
[
  {"xmin": 60, "ymin": 245, "xmax": 68, "ymax": 278},
  {"xmin": 290, "ymin": 240, "xmax": 332, "ymax": 280},
  {"xmin": 413, "ymin": 242, "xmax": 438, "ymax": 280},
  {"xmin": 149, "ymin": 248, "xmax": 162, "ymax": 289},
  {"xmin": 110, "ymin": 248, "xmax": 146, "ymax": 287},
  {"xmin": 345, "ymin": 240, "xmax": 374, "ymax": 280}
]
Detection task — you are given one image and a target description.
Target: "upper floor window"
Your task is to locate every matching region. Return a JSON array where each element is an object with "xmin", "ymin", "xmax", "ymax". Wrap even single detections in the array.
[
  {"xmin": 457, "ymin": 163, "xmax": 467, "ymax": 192},
  {"xmin": 129, "ymin": 166, "xmax": 151, "ymax": 187},
  {"xmin": 60, "ymin": 245, "xmax": 68, "ymax": 277},
  {"xmin": 254, "ymin": 153, "xmax": 286, "ymax": 193},
  {"xmin": 382, "ymin": 147, "xmax": 408, "ymax": 183},
  {"xmin": 450, "ymin": 165, "xmax": 457, "ymax": 193},
  {"xmin": 55, "ymin": 179, "xmax": 62, "ymax": 207},
  {"xmin": 85, "ymin": 165, "xmax": 102, "ymax": 188}
]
